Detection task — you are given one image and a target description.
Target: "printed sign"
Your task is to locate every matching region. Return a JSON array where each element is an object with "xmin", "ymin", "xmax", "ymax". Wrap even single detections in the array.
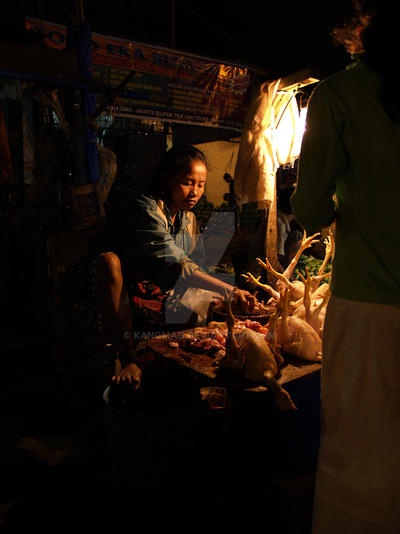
[{"xmin": 26, "ymin": 17, "xmax": 255, "ymax": 130}]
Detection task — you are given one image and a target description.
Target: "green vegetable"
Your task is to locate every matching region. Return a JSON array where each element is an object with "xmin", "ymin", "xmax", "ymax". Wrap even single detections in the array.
[{"xmin": 294, "ymin": 254, "xmax": 331, "ymax": 282}]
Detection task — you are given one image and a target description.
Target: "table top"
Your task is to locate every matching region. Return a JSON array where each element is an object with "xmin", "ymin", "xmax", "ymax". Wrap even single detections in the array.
[{"xmin": 134, "ymin": 329, "xmax": 321, "ymax": 394}]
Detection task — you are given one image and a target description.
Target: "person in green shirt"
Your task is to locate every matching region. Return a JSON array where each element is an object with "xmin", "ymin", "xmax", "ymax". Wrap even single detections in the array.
[{"xmin": 291, "ymin": 2, "xmax": 400, "ymax": 533}]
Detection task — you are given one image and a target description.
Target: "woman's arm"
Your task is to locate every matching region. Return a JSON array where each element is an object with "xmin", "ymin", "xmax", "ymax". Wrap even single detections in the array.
[
  {"xmin": 186, "ymin": 268, "xmax": 258, "ymax": 313},
  {"xmin": 97, "ymin": 252, "xmax": 142, "ymax": 389}
]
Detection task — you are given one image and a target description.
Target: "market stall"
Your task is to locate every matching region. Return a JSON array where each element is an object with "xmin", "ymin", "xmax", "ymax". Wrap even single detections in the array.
[
  {"xmin": 107, "ymin": 222, "xmax": 332, "ymax": 406},
  {"xmin": 101, "ymin": 66, "xmax": 333, "ymax": 505},
  {"xmin": 95, "ymin": 66, "xmax": 328, "ymax": 405}
]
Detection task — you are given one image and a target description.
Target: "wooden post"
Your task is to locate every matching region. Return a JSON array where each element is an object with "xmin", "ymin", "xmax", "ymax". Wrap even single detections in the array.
[
  {"xmin": 75, "ymin": 0, "xmax": 85, "ymax": 24},
  {"xmin": 264, "ymin": 177, "xmax": 280, "ymax": 285}
]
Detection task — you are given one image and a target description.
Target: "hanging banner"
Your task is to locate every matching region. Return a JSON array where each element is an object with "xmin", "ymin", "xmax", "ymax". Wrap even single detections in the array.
[{"xmin": 26, "ymin": 17, "xmax": 255, "ymax": 130}]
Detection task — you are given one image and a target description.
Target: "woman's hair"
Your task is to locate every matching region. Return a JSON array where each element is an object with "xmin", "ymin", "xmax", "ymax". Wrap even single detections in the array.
[
  {"xmin": 148, "ymin": 144, "xmax": 207, "ymax": 196},
  {"xmin": 332, "ymin": 1, "xmax": 400, "ymax": 121}
]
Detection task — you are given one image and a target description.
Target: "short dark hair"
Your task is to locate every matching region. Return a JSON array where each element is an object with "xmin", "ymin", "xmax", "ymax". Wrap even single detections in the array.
[
  {"xmin": 332, "ymin": 0, "xmax": 400, "ymax": 121},
  {"xmin": 150, "ymin": 144, "xmax": 207, "ymax": 195}
]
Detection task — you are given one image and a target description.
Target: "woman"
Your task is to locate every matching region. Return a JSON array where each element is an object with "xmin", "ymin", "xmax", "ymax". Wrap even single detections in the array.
[
  {"xmin": 97, "ymin": 144, "xmax": 258, "ymax": 388},
  {"xmin": 291, "ymin": 2, "xmax": 400, "ymax": 533}
]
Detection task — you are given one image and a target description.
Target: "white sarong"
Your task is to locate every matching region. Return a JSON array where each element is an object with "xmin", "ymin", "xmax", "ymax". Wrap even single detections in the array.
[{"xmin": 313, "ymin": 296, "xmax": 400, "ymax": 534}]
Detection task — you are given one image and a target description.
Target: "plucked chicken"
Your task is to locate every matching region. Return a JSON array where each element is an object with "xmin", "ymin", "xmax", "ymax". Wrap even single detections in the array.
[{"xmin": 216, "ymin": 289, "xmax": 297, "ymax": 410}]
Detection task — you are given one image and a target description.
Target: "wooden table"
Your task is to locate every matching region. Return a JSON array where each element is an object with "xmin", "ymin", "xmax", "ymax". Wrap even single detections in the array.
[
  {"xmin": 106, "ymin": 326, "xmax": 322, "ymax": 492},
  {"xmin": 134, "ymin": 328, "xmax": 321, "ymax": 396}
]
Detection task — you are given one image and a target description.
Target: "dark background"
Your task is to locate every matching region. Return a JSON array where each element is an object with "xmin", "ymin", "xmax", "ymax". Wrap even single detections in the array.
[{"xmin": 4, "ymin": 0, "xmax": 354, "ymax": 77}]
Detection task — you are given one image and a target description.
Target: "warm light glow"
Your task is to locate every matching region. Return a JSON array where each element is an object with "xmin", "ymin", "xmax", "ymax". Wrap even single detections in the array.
[
  {"xmin": 298, "ymin": 106, "xmax": 308, "ymax": 138},
  {"xmin": 274, "ymin": 94, "xmax": 305, "ymax": 166}
]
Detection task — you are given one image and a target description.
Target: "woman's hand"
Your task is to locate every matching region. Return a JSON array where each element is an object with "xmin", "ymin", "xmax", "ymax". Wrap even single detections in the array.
[
  {"xmin": 232, "ymin": 288, "xmax": 258, "ymax": 314},
  {"xmin": 112, "ymin": 362, "xmax": 142, "ymax": 391}
]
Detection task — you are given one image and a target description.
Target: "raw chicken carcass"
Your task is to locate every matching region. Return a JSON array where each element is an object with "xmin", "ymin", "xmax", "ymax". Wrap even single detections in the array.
[
  {"xmin": 276, "ymin": 288, "xmax": 322, "ymax": 362},
  {"xmin": 241, "ymin": 230, "xmax": 334, "ymax": 361},
  {"xmin": 291, "ymin": 231, "xmax": 334, "ymax": 333},
  {"xmin": 242, "ymin": 232, "xmax": 321, "ymax": 304},
  {"xmin": 217, "ymin": 289, "xmax": 297, "ymax": 410},
  {"xmin": 293, "ymin": 269, "xmax": 331, "ymax": 336}
]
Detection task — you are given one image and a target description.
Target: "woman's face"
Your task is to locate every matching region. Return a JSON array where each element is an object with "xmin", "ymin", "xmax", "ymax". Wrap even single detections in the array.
[{"xmin": 166, "ymin": 160, "xmax": 207, "ymax": 214}]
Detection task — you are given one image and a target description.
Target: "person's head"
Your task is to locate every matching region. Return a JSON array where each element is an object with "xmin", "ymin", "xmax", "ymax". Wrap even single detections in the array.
[
  {"xmin": 152, "ymin": 145, "xmax": 207, "ymax": 214},
  {"xmin": 331, "ymin": 1, "xmax": 394, "ymax": 55},
  {"xmin": 331, "ymin": 0, "xmax": 400, "ymax": 120}
]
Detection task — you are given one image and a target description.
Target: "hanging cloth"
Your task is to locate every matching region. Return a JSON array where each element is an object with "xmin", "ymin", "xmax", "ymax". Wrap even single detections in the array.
[{"xmin": 233, "ymin": 79, "xmax": 301, "ymax": 206}]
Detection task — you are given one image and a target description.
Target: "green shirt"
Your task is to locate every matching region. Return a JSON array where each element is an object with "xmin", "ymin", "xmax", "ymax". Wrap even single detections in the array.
[{"xmin": 291, "ymin": 60, "xmax": 400, "ymax": 307}]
